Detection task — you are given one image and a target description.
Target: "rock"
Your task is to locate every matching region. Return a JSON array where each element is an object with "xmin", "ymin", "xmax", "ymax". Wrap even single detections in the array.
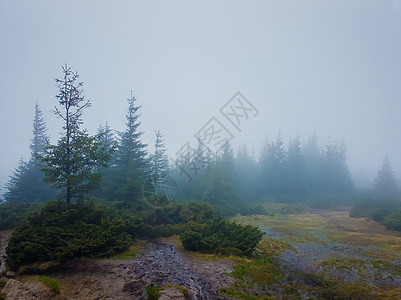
[
  {"xmin": 159, "ymin": 287, "xmax": 185, "ymax": 300},
  {"xmin": 2, "ymin": 278, "xmax": 55, "ymax": 299},
  {"xmin": 122, "ymin": 279, "xmax": 143, "ymax": 292},
  {"xmin": 5, "ymin": 271, "xmax": 15, "ymax": 277}
]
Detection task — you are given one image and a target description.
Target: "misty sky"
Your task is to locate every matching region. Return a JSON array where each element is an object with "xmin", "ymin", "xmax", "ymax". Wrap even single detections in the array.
[{"xmin": 1, "ymin": 0, "xmax": 401, "ymax": 194}]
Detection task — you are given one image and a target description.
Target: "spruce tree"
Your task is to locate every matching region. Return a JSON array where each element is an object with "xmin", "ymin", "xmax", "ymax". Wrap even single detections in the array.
[
  {"xmin": 259, "ymin": 133, "xmax": 287, "ymax": 194},
  {"xmin": 319, "ymin": 139, "xmax": 354, "ymax": 193},
  {"xmin": 151, "ymin": 130, "xmax": 170, "ymax": 195},
  {"xmin": 114, "ymin": 91, "xmax": 149, "ymax": 203},
  {"xmin": 4, "ymin": 104, "xmax": 54, "ymax": 203},
  {"xmin": 3, "ymin": 159, "xmax": 28, "ymax": 202},
  {"xmin": 38, "ymin": 65, "xmax": 114, "ymax": 204},
  {"xmin": 30, "ymin": 103, "xmax": 48, "ymax": 156},
  {"xmin": 201, "ymin": 141, "xmax": 239, "ymax": 216},
  {"xmin": 97, "ymin": 121, "xmax": 117, "ymax": 156},
  {"xmin": 374, "ymin": 156, "xmax": 398, "ymax": 197}
]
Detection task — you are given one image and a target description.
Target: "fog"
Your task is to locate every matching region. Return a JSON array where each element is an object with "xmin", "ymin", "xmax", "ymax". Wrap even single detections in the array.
[{"xmin": 1, "ymin": 0, "xmax": 401, "ymax": 194}]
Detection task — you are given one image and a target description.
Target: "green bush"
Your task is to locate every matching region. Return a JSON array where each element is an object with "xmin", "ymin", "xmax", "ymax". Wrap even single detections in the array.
[
  {"xmin": 149, "ymin": 223, "xmax": 188, "ymax": 238},
  {"xmin": 6, "ymin": 200, "xmax": 133, "ymax": 270},
  {"xmin": 350, "ymin": 198, "xmax": 401, "ymax": 231},
  {"xmin": 180, "ymin": 218, "xmax": 264, "ymax": 256},
  {"xmin": 179, "ymin": 202, "xmax": 217, "ymax": 223},
  {"xmin": 0, "ymin": 201, "xmax": 43, "ymax": 230},
  {"xmin": 239, "ymin": 204, "xmax": 268, "ymax": 216}
]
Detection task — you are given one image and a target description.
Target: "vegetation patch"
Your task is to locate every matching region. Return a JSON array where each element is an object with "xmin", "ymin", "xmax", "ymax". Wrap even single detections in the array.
[
  {"xmin": 110, "ymin": 244, "xmax": 141, "ymax": 260},
  {"xmin": 219, "ymin": 286, "xmax": 260, "ymax": 300},
  {"xmin": 0, "ymin": 279, "xmax": 6, "ymax": 288},
  {"xmin": 180, "ymin": 218, "xmax": 264, "ymax": 256},
  {"xmin": 350, "ymin": 198, "xmax": 401, "ymax": 231},
  {"xmin": 231, "ymin": 208, "xmax": 401, "ymax": 298},
  {"xmin": 29, "ymin": 275, "xmax": 61, "ymax": 294},
  {"xmin": 231, "ymin": 254, "xmax": 283, "ymax": 286},
  {"xmin": 6, "ymin": 201, "xmax": 133, "ymax": 270},
  {"xmin": 145, "ymin": 284, "xmax": 160, "ymax": 300},
  {"xmin": 160, "ymin": 283, "xmax": 188, "ymax": 296}
]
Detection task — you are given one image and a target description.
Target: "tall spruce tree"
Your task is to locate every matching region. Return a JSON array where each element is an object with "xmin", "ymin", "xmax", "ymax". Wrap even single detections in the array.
[
  {"xmin": 374, "ymin": 156, "xmax": 398, "ymax": 197},
  {"xmin": 150, "ymin": 130, "xmax": 170, "ymax": 195},
  {"xmin": 25, "ymin": 104, "xmax": 54, "ymax": 202},
  {"xmin": 4, "ymin": 104, "xmax": 54, "ymax": 203},
  {"xmin": 38, "ymin": 65, "xmax": 114, "ymax": 205},
  {"xmin": 114, "ymin": 91, "xmax": 149, "ymax": 203},
  {"xmin": 3, "ymin": 159, "xmax": 28, "ymax": 203},
  {"xmin": 30, "ymin": 103, "xmax": 48, "ymax": 156}
]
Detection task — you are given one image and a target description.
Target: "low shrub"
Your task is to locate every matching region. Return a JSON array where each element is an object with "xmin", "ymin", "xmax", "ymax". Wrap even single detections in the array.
[
  {"xmin": 350, "ymin": 198, "xmax": 401, "ymax": 231},
  {"xmin": 6, "ymin": 200, "xmax": 132, "ymax": 270},
  {"xmin": 180, "ymin": 218, "xmax": 264, "ymax": 256},
  {"xmin": 149, "ymin": 223, "xmax": 188, "ymax": 238},
  {"xmin": 239, "ymin": 204, "xmax": 268, "ymax": 216},
  {"xmin": 0, "ymin": 201, "xmax": 42, "ymax": 230}
]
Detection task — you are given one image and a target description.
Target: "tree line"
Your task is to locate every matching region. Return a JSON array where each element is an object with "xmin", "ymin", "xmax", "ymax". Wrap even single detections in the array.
[
  {"xmin": 2, "ymin": 65, "xmax": 399, "ymax": 213},
  {"xmin": 1, "ymin": 64, "xmax": 400, "ymax": 271}
]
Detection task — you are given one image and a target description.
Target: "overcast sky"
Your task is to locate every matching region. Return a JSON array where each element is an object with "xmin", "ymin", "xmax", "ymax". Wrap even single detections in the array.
[{"xmin": 1, "ymin": 0, "xmax": 401, "ymax": 194}]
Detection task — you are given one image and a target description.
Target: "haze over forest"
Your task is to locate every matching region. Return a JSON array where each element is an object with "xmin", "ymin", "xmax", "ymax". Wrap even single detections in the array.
[{"xmin": 1, "ymin": 0, "xmax": 401, "ymax": 194}]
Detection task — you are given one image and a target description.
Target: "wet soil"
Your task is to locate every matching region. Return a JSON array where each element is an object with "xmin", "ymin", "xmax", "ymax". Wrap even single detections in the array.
[{"xmin": 48, "ymin": 240, "xmax": 234, "ymax": 299}]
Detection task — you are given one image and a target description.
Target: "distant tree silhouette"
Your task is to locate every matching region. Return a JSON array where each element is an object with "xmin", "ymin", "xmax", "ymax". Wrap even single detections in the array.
[
  {"xmin": 150, "ymin": 130, "xmax": 170, "ymax": 196},
  {"xmin": 319, "ymin": 139, "xmax": 354, "ymax": 193},
  {"xmin": 286, "ymin": 135, "xmax": 305, "ymax": 194},
  {"xmin": 259, "ymin": 133, "xmax": 287, "ymax": 194},
  {"xmin": 4, "ymin": 104, "xmax": 54, "ymax": 203},
  {"xmin": 374, "ymin": 156, "xmax": 398, "ymax": 197}
]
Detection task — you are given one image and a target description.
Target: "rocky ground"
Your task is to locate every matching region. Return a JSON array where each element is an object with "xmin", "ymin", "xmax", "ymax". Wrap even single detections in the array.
[
  {"xmin": 0, "ymin": 230, "xmax": 12, "ymax": 274},
  {"xmin": 0, "ymin": 236, "xmax": 235, "ymax": 299}
]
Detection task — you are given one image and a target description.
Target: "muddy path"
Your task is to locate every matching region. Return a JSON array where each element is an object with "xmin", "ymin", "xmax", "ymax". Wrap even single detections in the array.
[{"xmin": 48, "ymin": 239, "xmax": 234, "ymax": 299}]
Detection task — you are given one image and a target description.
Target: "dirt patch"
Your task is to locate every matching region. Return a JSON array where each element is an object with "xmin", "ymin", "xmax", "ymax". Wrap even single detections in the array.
[{"xmin": 42, "ymin": 240, "xmax": 234, "ymax": 299}]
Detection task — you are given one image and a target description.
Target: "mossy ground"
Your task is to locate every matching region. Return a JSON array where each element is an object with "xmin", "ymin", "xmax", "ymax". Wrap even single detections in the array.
[
  {"xmin": 226, "ymin": 204, "xmax": 401, "ymax": 299},
  {"xmin": 29, "ymin": 275, "xmax": 61, "ymax": 294}
]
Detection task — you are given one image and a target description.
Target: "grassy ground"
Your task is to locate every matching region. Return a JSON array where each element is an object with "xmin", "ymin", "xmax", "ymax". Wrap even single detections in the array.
[
  {"xmin": 228, "ymin": 204, "xmax": 401, "ymax": 299},
  {"xmin": 29, "ymin": 275, "xmax": 61, "ymax": 294}
]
